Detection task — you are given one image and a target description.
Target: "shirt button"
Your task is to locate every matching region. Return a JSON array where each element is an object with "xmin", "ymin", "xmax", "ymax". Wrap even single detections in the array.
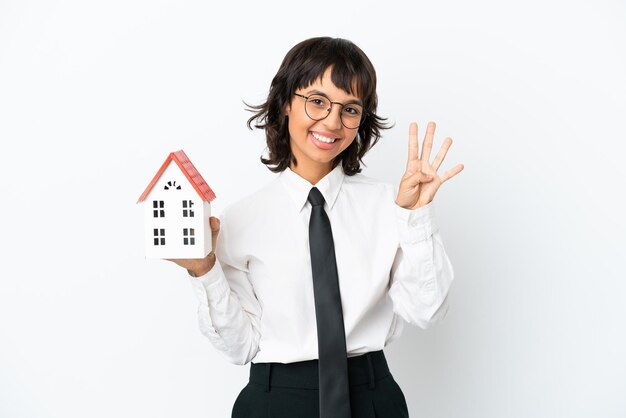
[{"xmin": 410, "ymin": 221, "xmax": 418, "ymax": 227}]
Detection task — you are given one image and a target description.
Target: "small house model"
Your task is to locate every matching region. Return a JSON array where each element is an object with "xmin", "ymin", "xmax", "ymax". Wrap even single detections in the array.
[{"xmin": 137, "ymin": 150, "xmax": 216, "ymax": 259}]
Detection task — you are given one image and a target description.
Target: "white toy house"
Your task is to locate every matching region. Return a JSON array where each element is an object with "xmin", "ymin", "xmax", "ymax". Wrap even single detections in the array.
[{"xmin": 137, "ymin": 150, "xmax": 216, "ymax": 259}]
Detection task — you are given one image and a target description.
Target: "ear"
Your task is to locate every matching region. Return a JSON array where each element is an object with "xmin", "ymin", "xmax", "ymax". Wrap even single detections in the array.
[{"xmin": 283, "ymin": 101, "xmax": 291, "ymax": 116}]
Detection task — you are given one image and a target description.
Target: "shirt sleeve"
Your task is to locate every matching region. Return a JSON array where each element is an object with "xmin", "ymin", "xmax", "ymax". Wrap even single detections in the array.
[
  {"xmin": 187, "ymin": 210, "xmax": 262, "ymax": 365},
  {"xmin": 388, "ymin": 201, "xmax": 455, "ymax": 329}
]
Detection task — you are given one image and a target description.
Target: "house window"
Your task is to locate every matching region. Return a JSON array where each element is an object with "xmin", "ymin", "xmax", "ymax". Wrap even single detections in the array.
[
  {"xmin": 183, "ymin": 200, "xmax": 195, "ymax": 217},
  {"xmin": 153, "ymin": 228, "xmax": 165, "ymax": 245},
  {"xmin": 164, "ymin": 181, "xmax": 181, "ymax": 190},
  {"xmin": 153, "ymin": 200, "xmax": 165, "ymax": 217},
  {"xmin": 183, "ymin": 228, "xmax": 195, "ymax": 245}
]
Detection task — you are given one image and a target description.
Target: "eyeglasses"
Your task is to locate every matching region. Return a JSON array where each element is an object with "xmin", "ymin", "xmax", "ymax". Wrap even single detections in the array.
[{"xmin": 293, "ymin": 93, "xmax": 366, "ymax": 129}]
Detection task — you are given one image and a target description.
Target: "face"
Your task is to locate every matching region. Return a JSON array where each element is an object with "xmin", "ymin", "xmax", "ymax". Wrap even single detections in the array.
[{"xmin": 284, "ymin": 67, "xmax": 362, "ymax": 179}]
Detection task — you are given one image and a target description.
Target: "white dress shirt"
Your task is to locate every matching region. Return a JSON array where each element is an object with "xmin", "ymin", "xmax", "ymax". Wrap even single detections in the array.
[{"xmin": 188, "ymin": 164, "xmax": 454, "ymax": 365}]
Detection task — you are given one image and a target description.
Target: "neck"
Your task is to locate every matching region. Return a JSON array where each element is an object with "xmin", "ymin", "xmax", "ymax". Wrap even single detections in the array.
[{"xmin": 290, "ymin": 160, "xmax": 333, "ymax": 185}]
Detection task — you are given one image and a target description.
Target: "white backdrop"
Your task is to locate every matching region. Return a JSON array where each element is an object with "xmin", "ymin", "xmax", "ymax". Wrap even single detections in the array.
[{"xmin": 1, "ymin": 1, "xmax": 625, "ymax": 417}]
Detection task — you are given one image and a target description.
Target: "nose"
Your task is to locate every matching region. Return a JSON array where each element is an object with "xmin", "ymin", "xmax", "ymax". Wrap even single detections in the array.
[{"xmin": 322, "ymin": 102, "xmax": 343, "ymax": 130}]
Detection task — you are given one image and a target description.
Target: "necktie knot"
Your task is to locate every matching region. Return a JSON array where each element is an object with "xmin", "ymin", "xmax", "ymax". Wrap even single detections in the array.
[{"xmin": 307, "ymin": 187, "xmax": 325, "ymax": 207}]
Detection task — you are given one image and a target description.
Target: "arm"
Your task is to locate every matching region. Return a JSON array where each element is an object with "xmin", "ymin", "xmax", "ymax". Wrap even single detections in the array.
[
  {"xmin": 388, "ymin": 201, "xmax": 454, "ymax": 329},
  {"xmin": 390, "ymin": 121, "xmax": 462, "ymax": 328},
  {"xmin": 187, "ymin": 211, "xmax": 262, "ymax": 365}
]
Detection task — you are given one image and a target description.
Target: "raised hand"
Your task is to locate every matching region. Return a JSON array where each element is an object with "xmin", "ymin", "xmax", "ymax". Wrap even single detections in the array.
[{"xmin": 395, "ymin": 121, "xmax": 464, "ymax": 209}]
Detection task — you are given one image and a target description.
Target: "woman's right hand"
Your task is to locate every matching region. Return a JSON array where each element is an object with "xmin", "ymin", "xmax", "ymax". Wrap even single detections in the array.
[{"xmin": 167, "ymin": 216, "xmax": 220, "ymax": 277}]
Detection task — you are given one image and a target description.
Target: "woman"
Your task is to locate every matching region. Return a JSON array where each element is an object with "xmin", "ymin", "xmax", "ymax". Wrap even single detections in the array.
[{"xmin": 170, "ymin": 37, "xmax": 464, "ymax": 418}]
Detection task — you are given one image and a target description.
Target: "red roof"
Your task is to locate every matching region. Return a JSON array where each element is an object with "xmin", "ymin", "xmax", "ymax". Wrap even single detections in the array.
[{"xmin": 137, "ymin": 150, "xmax": 216, "ymax": 204}]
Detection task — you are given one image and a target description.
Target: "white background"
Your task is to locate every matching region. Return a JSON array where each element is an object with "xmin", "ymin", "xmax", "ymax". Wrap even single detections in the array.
[{"xmin": 1, "ymin": 0, "xmax": 625, "ymax": 417}]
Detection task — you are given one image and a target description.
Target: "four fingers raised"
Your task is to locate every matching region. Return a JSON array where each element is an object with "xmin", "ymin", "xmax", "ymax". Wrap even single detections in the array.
[
  {"xmin": 402, "ymin": 121, "xmax": 464, "ymax": 191},
  {"xmin": 406, "ymin": 121, "xmax": 462, "ymax": 176}
]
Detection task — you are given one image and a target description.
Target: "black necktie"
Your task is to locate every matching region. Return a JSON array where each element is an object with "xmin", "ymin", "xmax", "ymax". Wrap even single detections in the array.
[{"xmin": 308, "ymin": 187, "xmax": 351, "ymax": 418}]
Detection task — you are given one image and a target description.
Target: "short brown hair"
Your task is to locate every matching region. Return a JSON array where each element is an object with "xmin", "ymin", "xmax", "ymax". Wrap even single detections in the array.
[{"xmin": 246, "ymin": 37, "xmax": 391, "ymax": 175}]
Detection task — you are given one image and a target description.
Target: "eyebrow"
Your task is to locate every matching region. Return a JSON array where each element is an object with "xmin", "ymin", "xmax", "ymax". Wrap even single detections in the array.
[{"xmin": 305, "ymin": 89, "xmax": 363, "ymax": 106}]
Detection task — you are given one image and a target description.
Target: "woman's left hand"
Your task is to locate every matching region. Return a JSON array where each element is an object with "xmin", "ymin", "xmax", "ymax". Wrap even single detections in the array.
[{"xmin": 395, "ymin": 121, "xmax": 464, "ymax": 209}]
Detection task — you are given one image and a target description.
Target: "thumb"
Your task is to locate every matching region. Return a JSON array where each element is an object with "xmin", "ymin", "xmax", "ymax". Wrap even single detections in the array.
[
  {"xmin": 405, "ymin": 170, "xmax": 433, "ymax": 188},
  {"xmin": 210, "ymin": 216, "xmax": 221, "ymax": 231},
  {"xmin": 209, "ymin": 216, "xmax": 220, "ymax": 252}
]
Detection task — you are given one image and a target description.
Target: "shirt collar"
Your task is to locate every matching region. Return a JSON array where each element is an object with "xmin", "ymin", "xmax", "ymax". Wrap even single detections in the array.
[{"xmin": 278, "ymin": 164, "xmax": 345, "ymax": 213}]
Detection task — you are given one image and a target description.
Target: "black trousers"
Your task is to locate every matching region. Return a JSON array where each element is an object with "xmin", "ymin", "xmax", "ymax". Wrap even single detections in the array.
[{"xmin": 231, "ymin": 350, "xmax": 409, "ymax": 418}]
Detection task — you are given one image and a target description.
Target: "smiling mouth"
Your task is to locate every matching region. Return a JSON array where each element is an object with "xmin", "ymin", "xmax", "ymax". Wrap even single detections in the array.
[{"xmin": 311, "ymin": 132, "xmax": 339, "ymax": 143}]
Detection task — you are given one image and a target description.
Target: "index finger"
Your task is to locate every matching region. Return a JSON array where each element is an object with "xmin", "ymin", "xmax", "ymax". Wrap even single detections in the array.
[{"xmin": 408, "ymin": 122, "xmax": 419, "ymax": 165}]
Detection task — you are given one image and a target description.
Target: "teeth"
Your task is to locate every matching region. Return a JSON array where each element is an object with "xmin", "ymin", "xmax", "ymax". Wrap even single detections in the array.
[{"xmin": 312, "ymin": 132, "xmax": 337, "ymax": 143}]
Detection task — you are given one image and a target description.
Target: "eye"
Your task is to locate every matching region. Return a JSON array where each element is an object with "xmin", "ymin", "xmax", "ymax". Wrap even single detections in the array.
[
  {"xmin": 343, "ymin": 106, "xmax": 362, "ymax": 116},
  {"xmin": 308, "ymin": 95, "xmax": 329, "ymax": 108}
]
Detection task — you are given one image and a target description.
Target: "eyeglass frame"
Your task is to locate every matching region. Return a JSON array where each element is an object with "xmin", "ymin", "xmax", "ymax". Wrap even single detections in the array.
[{"xmin": 293, "ymin": 93, "xmax": 367, "ymax": 129}]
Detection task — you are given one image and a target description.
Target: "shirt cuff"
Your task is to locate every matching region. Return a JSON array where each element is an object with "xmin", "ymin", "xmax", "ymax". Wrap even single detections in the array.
[
  {"xmin": 395, "ymin": 201, "xmax": 439, "ymax": 244},
  {"xmin": 188, "ymin": 260, "xmax": 232, "ymax": 305}
]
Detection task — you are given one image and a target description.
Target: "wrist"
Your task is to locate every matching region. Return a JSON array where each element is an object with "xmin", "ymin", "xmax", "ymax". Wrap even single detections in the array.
[{"xmin": 189, "ymin": 252, "xmax": 216, "ymax": 277}]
